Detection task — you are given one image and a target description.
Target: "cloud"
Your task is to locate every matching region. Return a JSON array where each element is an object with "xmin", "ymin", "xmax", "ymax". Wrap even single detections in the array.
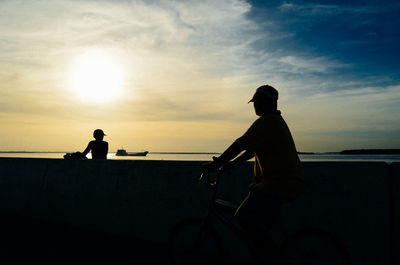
[
  {"xmin": 246, "ymin": 1, "xmax": 400, "ymax": 80},
  {"xmin": 0, "ymin": 0, "xmax": 399, "ymax": 151},
  {"xmin": 0, "ymin": 0, "xmax": 259, "ymax": 121}
]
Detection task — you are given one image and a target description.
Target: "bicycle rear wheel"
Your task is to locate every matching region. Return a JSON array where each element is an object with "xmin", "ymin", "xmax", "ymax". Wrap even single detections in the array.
[
  {"xmin": 168, "ymin": 218, "xmax": 223, "ymax": 265},
  {"xmin": 279, "ymin": 228, "xmax": 351, "ymax": 265}
]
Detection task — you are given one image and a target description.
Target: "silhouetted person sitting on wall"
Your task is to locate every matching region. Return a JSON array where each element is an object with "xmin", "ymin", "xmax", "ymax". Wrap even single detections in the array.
[{"xmin": 82, "ymin": 129, "xmax": 108, "ymax": 159}]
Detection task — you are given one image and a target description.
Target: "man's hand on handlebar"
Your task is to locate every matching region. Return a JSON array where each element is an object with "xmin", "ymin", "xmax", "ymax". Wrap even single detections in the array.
[
  {"xmin": 202, "ymin": 156, "xmax": 237, "ymax": 175},
  {"xmin": 201, "ymin": 156, "xmax": 222, "ymax": 174}
]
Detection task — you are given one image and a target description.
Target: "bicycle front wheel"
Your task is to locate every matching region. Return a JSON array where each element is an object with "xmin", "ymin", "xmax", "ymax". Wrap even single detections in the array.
[
  {"xmin": 168, "ymin": 218, "xmax": 223, "ymax": 265},
  {"xmin": 280, "ymin": 228, "xmax": 352, "ymax": 265}
]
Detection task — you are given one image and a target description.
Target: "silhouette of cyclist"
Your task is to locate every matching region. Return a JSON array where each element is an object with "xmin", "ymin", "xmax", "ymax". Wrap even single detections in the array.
[
  {"xmin": 82, "ymin": 129, "xmax": 109, "ymax": 159},
  {"xmin": 202, "ymin": 85, "xmax": 303, "ymax": 262}
]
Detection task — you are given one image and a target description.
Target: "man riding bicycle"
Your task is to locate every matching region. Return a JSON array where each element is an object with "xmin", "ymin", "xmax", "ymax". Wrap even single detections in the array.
[{"xmin": 202, "ymin": 84, "xmax": 303, "ymax": 263}]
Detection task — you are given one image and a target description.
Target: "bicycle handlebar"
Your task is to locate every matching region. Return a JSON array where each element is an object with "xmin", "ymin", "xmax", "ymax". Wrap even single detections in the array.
[
  {"xmin": 199, "ymin": 156, "xmax": 224, "ymax": 189},
  {"xmin": 199, "ymin": 169, "xmax": 222, "ymax": 190}
]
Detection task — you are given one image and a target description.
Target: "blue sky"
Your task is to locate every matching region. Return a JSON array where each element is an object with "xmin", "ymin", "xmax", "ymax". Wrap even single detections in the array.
[
  {"xmin": 0, "ymin": 0, "xmax": 399, "ymax": 152},
  {"xmin": 247, "ymin": 0, "xmax": 400, "ymax": 85},
  {"xmin": 242, "ymin": 0, "xmax": 400, "ymax": 151}
]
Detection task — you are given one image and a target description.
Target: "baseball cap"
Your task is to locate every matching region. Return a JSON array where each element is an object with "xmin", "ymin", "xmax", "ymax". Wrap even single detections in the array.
[
  {"xmin": 248, "ymin": 85, "xmax": 278, "ymax": 103},
  {"xmin": 94, "ymin": 129, "xmax": 106, "ymax": 136}
]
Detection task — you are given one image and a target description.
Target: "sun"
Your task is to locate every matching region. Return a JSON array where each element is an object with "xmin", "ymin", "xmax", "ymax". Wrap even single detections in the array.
[{"xmin": 70, "ymin": 50, "xmax": 123, "ymax": 102}]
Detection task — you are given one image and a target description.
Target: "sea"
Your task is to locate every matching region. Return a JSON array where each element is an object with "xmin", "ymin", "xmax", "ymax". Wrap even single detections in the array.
[{"xmin": 0, "ymin": 152, "xmax": 400, "ymax": 163}]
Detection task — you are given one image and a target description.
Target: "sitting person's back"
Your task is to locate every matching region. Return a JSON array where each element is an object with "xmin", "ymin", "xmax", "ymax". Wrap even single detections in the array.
[{"xmin": 83, "ymin": 129, "xmax": 108, "ymax": 159}]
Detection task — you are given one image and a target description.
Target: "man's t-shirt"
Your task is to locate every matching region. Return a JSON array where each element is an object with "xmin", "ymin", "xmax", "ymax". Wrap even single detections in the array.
[
  {"xmin": 87, "ymin": 140, "xmax": 108, "ymax": 159},
  {"xmin": 234, "ymin": 113, "xmax": 303, "ymax": 199}
]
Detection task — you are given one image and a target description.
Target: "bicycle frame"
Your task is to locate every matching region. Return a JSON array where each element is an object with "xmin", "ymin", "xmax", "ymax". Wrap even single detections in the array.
[
  {"xmin": 199, "ymin": 171, "xmax": 254, "ymax": 243},
  {"xmin": 200, "ymin": 170, "xmax": 288, "ymax": 247},
  {"xmin": 170, "ymin": 170, "xmax": 353, "ymax": 265}
]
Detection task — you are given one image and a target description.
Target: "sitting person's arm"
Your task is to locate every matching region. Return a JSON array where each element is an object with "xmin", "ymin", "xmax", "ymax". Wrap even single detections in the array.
[{"xmin": 82, "ymin": 141, "xmax": 93, "ymax": 157}]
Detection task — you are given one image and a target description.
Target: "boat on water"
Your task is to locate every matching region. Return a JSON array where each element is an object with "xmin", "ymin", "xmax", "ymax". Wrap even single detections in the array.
[{"xmin": 115, "ymin": 149, "xmax": 149, "ymax": 156}]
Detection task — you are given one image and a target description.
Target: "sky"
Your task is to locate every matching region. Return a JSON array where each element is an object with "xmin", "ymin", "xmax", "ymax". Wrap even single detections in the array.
[{"xmin": 0, "ymin": 0, "xmax": 399, "ymax": 153}]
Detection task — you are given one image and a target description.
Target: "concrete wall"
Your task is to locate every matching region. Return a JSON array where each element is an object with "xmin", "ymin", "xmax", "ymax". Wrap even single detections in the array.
[
  {"xmin": 218, "ymin": 162, "xmax": 393, "ymax": 265},
  {"xmin": 282, "ymin": 162, "xmax": 392, "ymax": 265},
  {"xmin": 392, "ymin": 163, "xmax": 400, "ymax": 265},
  {"xmin": 0, "ymin": 158, "xmax": 398, "ymax": 265}
]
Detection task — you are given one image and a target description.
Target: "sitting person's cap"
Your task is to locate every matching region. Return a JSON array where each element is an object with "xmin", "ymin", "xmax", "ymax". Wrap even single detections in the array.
[
  {"xmin": 248, "ymin": 85, "xmax": 278, "ymax": 103},
  {"xmin": 94, "ymin": 129, "xmax": 106, "ymax": 136}
]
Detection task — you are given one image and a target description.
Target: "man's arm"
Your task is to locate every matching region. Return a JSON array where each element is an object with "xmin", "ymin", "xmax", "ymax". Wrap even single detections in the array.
[
  {"xmin": 214, "ymin": 141, "xmax": 243, "ymax": 165},
  {"xmin": 82, "ymin": 142, "xmax": 92, "ymax": 156},
  {"xmin": 203, "ymin": 140, "xmax": 246, "ymax": 173},
  {"xmin": 231, "ymin": 150, "xmax": 254, "ymax": 164},
  {"xmin": 203, "ymin": 119, "xmax": 259, "ymax": 173},
  {"xmin": 219, "ymin": 150, "xmax": 254, "ymax": 172}
]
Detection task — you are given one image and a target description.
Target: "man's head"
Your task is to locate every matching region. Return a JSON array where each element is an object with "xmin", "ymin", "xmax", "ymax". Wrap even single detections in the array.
[
  {"xmin": 93, "ymin": 129, "xmax": 106, "ymax": 141},
  {"xmin": 249, "ymin": 85, "xmax": 279, "ymax": 116}
]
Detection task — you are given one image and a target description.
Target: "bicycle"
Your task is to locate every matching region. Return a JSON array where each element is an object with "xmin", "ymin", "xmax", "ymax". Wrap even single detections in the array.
[{"xmin": 168, "ymin": 169, "xmax": 352, "ymax": 265}]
